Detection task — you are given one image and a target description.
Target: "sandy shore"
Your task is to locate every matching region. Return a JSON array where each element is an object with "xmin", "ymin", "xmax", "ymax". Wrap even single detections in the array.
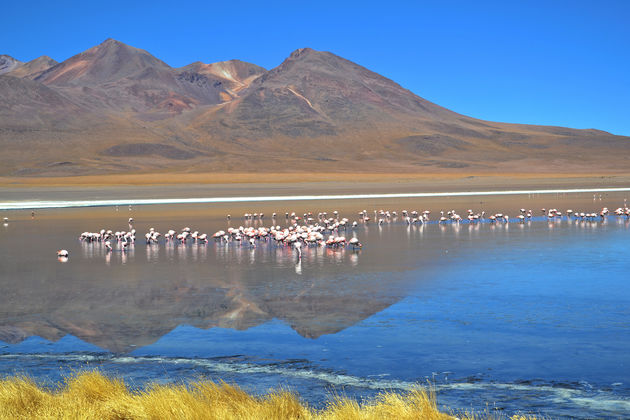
[{"xmin": 1, "ymin": 173, "xmax": 629, "ymax": 201}]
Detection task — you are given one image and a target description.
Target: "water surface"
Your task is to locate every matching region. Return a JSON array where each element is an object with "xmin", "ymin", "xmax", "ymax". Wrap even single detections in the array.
[{"xmin": 1, "ymin": 195, "xmax": 629, "ymax": 418}]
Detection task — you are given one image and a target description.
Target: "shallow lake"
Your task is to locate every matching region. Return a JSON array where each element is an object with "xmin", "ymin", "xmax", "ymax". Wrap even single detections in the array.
[{"xmin": 1, "ymin": 194, "xmax": 629, "ymax": 418}]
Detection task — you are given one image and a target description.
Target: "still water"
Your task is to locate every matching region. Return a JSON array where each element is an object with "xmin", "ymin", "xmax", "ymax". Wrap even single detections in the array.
[{"xmin": 0, "ymin": 198, "xmax": 629, "ymax": 418}]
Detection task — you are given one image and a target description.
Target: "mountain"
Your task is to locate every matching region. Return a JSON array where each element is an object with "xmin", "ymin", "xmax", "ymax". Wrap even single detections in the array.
[
  {"xmin": 191, "ymin": 47, "xmax": 630, "ymax": 172},
  {"xmin": 6, "ymin": 55, "xmax": 58, "ymax": 79},
  {"xmin": 33, "ymin": 38, "xmax": 197, "ymax": 114},
  {"xmin": 0, "ymin": 40, "xmax": 628, "ymax": 176},
  {"xmin": 22, "ymin": 39, "xmax": 266, "ymax": 120},
  {"xmin": 36, "ymin": 38, "xmax": 171, "ymax": 85},
  {"xmin": 0, "ymin": 55, "xmax": 22, "ymax": 75},
  {"xmin": 196, "ymin": 47, "xmax": 474, "ymax": 140}
]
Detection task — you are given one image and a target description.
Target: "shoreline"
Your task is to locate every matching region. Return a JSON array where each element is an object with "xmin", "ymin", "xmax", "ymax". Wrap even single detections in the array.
[{"xmin": 1, "ymin": 186, "xmax": 630, "ymax": 210}]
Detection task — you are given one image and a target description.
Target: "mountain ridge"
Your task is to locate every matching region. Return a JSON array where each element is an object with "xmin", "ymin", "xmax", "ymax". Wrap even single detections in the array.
[
  {"xmin": 1, "ymin": 39, "xmax": 628, "ymax": 176},
  {"xmin": 6, "ymin": 55, "xmax": 58, "ymax": 79}
]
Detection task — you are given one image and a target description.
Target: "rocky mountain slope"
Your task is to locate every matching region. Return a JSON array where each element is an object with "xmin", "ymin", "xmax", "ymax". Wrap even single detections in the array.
[
  {"xmin": 1, "ymin": 39, "xmax": 628, "ymax": 176},
  {"xmin": 0, "ymin": 54, "xmax": 23, "ymax": 75}
]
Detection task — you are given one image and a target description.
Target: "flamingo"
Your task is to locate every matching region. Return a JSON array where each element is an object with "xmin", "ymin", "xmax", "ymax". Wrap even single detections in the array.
[
  {"xmin": 334, "ymin": 236, "xmax": 347, "ymax": 247},
  {"xmin": 348, "ymin": 237, "xmax": 362, "ymax": 250}
]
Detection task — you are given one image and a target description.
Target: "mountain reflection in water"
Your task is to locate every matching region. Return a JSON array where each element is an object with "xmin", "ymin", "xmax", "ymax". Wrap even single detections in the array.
[{"xmin": 0, "ymin": 214, "xmax": 424, "ymax": 353}]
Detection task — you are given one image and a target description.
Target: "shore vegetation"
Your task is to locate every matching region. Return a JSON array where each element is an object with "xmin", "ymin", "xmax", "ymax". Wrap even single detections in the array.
[{"xmin": 0, "ymin": 371, "xmax": 538, "ymax": 419}]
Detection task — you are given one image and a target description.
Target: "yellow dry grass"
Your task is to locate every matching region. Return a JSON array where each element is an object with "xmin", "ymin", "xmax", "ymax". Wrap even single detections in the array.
[{"xmin": 0, "ymin": 371, "xmax": 538, "ymax": 420}]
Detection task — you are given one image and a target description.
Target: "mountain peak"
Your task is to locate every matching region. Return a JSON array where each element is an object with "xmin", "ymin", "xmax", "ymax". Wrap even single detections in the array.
[
  {"xmin": 28, "ymin": 55, "xmax": 57, "ymax": 65},
  {"xmin": 87, "ymin": 38, "xmax": 141, "ymax": 56},
  {"xmin": 289, "ymin": 47, "xmax": 315, "ymax": 58},
  {"xmin": 102, "ymin": 37, "xmax": 123, "ymax": 46},
  {"xmin": 0, "ymin": 55, "xmax": 23, "ymax": 75},
  {"xmin": 37, "ymin": 38, "xmax": 171, "ymax": 85}
]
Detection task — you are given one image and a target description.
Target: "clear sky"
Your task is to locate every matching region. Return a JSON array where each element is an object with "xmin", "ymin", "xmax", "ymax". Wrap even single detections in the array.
[{"xmin": 3, "ymin": 1, "xmax": 629, "ymax": 136}]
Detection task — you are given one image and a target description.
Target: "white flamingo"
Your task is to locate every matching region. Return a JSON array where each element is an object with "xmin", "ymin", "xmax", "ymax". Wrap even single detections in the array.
[{"xmin": 348, "ymin": 237, "xmax": 362, "ymax": 250}]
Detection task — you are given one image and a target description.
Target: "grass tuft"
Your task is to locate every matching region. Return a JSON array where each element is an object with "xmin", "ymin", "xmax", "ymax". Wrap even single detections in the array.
[{"xmin": 0, "ymin": 371, "xmax": 539, "ymax": 419}]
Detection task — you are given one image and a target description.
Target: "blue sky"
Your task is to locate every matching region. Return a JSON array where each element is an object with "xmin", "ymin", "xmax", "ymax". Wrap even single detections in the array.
[{"xmin": 3, "ymin": 1, "xmax": 629, "ymax": 135}]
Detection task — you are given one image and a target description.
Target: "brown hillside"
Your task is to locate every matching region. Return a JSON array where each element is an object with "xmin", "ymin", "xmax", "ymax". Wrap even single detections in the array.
[{"xmin": 0, "ymin": 40, "xmax": 628, "ymax": 176}]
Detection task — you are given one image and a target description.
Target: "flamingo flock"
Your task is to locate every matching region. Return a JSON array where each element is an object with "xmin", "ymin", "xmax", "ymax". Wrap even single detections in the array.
[
  {"xmin": 211, "ymin": 224, "xmax": 363, "ymax": 251},
  {"xmin": 79, "ymin": 225, "xmax": 211, "ymax": 251},
  {"xmin": 57, "ymin": 201, "xmax": 630, "ymax": 261},
  {"xmin": 75, "ymin": 211, "xmax": 363, "ymax": 260}
]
